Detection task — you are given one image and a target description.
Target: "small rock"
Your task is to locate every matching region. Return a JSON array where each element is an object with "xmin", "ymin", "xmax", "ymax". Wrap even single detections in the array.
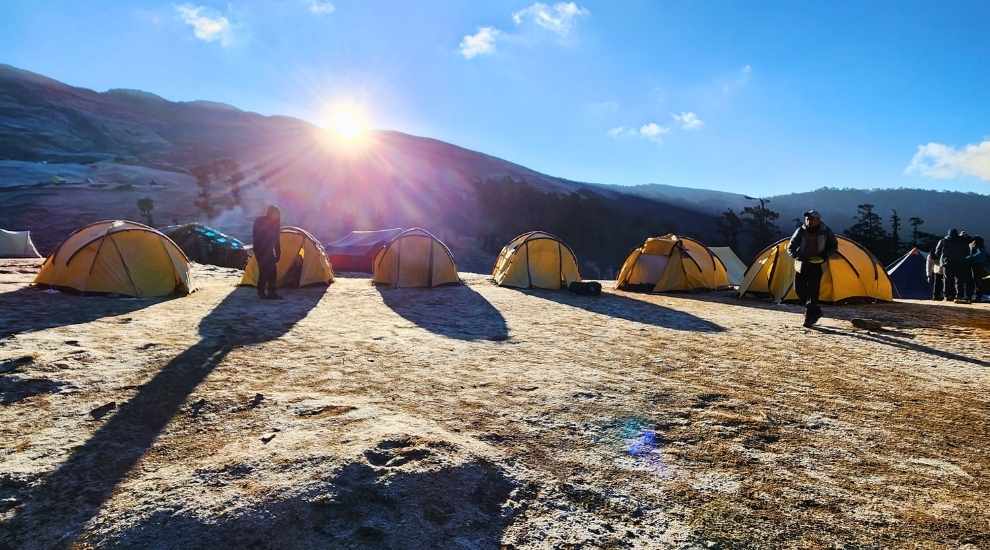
[
  {"xmin": 89, "ymin": 402, "xmax": 117, "ymax": 420},
  {"xmin": 260, "ymin": 433, "xmax": 277, "ymax": 444},
  {"xmin": 851, "ymin": 318, "xmax": 883, "ymax": 331}
]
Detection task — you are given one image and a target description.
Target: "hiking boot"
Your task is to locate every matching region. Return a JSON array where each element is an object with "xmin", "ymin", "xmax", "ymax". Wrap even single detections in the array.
[{"xmin": 803, "ymin": 305, "xmax": 822, "ymax": 327}]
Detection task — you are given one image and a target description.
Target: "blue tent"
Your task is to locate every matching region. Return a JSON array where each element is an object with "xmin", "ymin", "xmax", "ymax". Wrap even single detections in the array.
[
  {"xmin": 325, "ymin": 228, "xmax": 404, "ymax": 272},
  {"xmin": 887, "ymin": 248, "xmax": 929, "ymax": 299}
]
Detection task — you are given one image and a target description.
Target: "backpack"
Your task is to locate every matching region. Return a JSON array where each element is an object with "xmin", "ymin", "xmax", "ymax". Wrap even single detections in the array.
[{"xmin": 568, "ymin": 281, "xmax": 602, "ymax": 296}]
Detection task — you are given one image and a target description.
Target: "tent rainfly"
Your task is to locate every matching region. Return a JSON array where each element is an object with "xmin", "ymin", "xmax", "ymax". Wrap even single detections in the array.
[
  {"xmin": 0, "ymin": 229, "xmax": 42, "ymax": 258},
  {"xmin": 325, "ymin": 228, "xmax": 404, "ymax": 273},
  {"xmin": 709, "ymin": 246, "xmax": 747, "ymax": 287},
  {"xmin": 886, "ymin": 247, "xmax": 930, "ymax": 300},
  {"xmin": 162, "ymin": 223, "xmax": 248, "ymax": 269},
  {"xmin": 373, "ymin": 228, "xmax": 459, "ymax": 288},
  {"xmin": 34, "ymin": 220, "xmax": 192, "ymax": 297},
  {"xmin": 616, "ymin": 234, "xmax": 730, "ymax": 292},
  {"xmin": 491, "ymin": 231, "xmax": 581, "ymax": 289},
  {"xmin": 241, "ymin": 226, "xmax": 334, "ymax": 288},
  {"xmin": 738, "ymin": 235, "xmax": 893, "ymax": 303}
]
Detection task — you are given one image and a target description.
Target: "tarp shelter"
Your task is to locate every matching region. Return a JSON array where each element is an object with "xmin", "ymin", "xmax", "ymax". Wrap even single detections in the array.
[
  {"xmin": 738, "ymin": 235, "xmax": 893, "ymax": 303},
  {"xmin": 34, "ymin": 220, "xmax": 192, "ymax": 297},
  {"xmin": 709, "ymin": 246, "xmax": 747, "ymax": 286},
  {"xmin": 0, "ymin": 229, "xmax": 41, "ymax": 258},
  {"xmin": 492, "ymin": 231, "xmax": 581, "ymax": 289},
  {"xmin": 325, "ymin": 228, "xmax": 404, "ymax": 273},
  {"xmin": 887, "ymin": 247, "xmax": 930, "ymax": 299},
  {"xmin": 162, "ymin": 223, "xmax": 247, "ymax": 269},
  {"xmin": 616, "ymin": 234, "xmax": 730, "ymax": 292},
  {"xmin": 373, "ymin": 228, "xmax": 459, "ymax": 288},
  {"xmin": 241, "ymin": 226, "xmax": 333, "ymax": 288}
]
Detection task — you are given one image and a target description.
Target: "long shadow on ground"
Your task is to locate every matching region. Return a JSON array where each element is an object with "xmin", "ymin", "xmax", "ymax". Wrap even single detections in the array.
[
  {"xmin": 811, "ymin": 325, "xmax": 990, "ymax": 368},
  {"xmin": 2, "ymin": 286, "xmax": 325, "ymax": 549},
  {"xmin": 377, "ymin": 284, "xmax": 509, "ymax": 341},
  {"xmin": 0, "ymin": 287, "xmax": 170, "ymax": 340},
  {"xmin": 102, "ymin": 459, "xmax": 518, "ymax": 549},
  {"xmin": 519, "ymin": 288, "xmax": 724, "ymax": 333}
]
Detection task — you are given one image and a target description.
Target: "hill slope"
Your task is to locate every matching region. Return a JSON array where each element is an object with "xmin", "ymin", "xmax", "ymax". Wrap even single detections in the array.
[{"xmin": 0, "ymin": 64, "xmax": 715, "ymax": 274}]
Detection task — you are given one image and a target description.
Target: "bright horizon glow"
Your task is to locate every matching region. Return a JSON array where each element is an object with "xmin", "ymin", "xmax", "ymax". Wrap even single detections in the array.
[{"xmin": 320, "ymin": 102, "xmax": 370, "ymax": 150}]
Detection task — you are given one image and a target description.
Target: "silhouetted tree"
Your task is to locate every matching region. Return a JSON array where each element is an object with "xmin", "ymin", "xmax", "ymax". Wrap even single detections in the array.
[
  {"xmin": 740, "ymin": 197, "xmax": 781, "ymax": 250},
  {"xmin": 845, "ymin": 204, "xmax": 890, "ymax": 260},
  {"xmin": 191, "ymin": 164, "xmax": 215, "ymax": 220},
  {"xmin": 716, "ymin": 209, "xmax": 743, "ymax": 249},
  {"xmin": 909, "ymin": 216, "xmax": 924, "ymax": 245},
  {"xmin": 889, "ymin": 209, "xmax": 903, "ymax": 256},
  {"xmin": 136, "ymin": 197, "xmax": 155, "ymax": 226}
]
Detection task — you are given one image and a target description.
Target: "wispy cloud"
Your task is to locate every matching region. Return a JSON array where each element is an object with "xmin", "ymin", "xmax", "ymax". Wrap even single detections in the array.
[
  {"xmin": 307, "ymin": 1, "xmax": 335, "ymax": 15},
  {"xmin": 672, "ymin": 111, "xmax": 704, "ymax": 130},
  {"xmin": 460, "ymin": 27, "xmax": 500, "ymax": 59},
  {"xmin": 512, "ymin": 2, "xmax": 590, "ymax": 37},
  {"xmin": 906, "ymin": 140, "xmax": 990, "ymax": 182},
  {"xmin": 608, "ymin": 123, "xmax": 670, "ymax": 144},
  {"xmin": 175, "ymin": 4, "xmax": 234, "ymax": 46}
]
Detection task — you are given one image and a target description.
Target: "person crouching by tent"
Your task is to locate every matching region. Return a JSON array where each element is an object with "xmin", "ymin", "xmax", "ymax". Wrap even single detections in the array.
[
  {"xmin": 934, "ymin": 228, "xmax": 971, "ymax": 304},
  {"xmin": 926, "ymin": 250, "xmax": 943, "ymax": 300},
  {"xmin": 787, "ymin": 210, "xmax": 838, "ymax": 327},
  {"xmin": 253, "ymin": 205, "xmax": 282, "ymax": 300}
]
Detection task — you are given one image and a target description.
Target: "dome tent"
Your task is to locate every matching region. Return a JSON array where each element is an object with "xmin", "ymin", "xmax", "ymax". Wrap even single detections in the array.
[
  {"xmin": 492, "ymin": 231, "xmax": 581, "ymax": 289},
  {"xmin": 34, "ymin": 220, "xmax": 192, "ymax": 297},
  {"xmin": 616, "ymin": 234, "xmax": 730, "ymax": 292},
  {"xmin": 241, "ymin": 226, "xmax": 333, "ymax": 288},
  {"xmin": 325, "ymin": 228, "xmax": 404, "ymax": 273},
  {"xmin": 372, "ymin": 228, "xmax": 459, "ymax": 288},
  {"xmin": 162, "ymin": 223, "xmax": 247, "ymax": 269},
  {"xmin": 0, "ymin": 229, "xmax": 41, "ymax": 258},
  {"xmin": 887, "ymin": 247, "xmax": 930, "ymax": 299},
  {"xmin": 738, "ymin": 235, "xmax": 893, "ymax": 303}
]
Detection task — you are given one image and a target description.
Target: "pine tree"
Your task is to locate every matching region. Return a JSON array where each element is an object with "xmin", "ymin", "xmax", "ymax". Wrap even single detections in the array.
[
  {"xmin": 716, "ymin": 209, "xmax": 743, "ymax": 249},
  {"xmin": 909, "ymin": 216, "xmax": 924, "ymax": 245},
  {"xmin": 889, "ymin": 209, "xmax": 902, "ymax": 256},
  {"xmin": 845, "ymin": 204, "xmax": 889, "ymax": 259},
  {"xmin": 136, "ymin": 197, "xmax": 155, "ymax": 226},
  {"xmin": 740, "ymin": 198, "xmax": 781, "ymax": 249}
]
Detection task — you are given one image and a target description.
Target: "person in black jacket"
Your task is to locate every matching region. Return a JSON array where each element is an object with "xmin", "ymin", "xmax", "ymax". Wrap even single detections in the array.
[
  {"xmin": 933, "ymin": 228, "xmax": 972, "ymax": 303},
  {"xmin": 252, "ymin": 205, "xmax": 282, "ymax": 300},
  {"xmin": 787, "ymin": 210, "xmax": 838, "ymax": 327}
]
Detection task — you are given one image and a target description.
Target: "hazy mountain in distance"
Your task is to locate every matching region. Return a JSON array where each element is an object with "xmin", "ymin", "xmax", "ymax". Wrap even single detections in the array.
[{"xmin": 0, "ymin": 64, "xmax": 716, "ymax": 274}]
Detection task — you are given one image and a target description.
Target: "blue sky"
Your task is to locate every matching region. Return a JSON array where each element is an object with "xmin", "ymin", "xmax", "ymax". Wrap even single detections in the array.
[{"xmin": 2, "ymin": 0, "xmax": 988, "ymax": 196}]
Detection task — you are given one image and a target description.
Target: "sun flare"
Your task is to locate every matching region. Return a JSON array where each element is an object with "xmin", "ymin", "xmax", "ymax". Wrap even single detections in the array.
[{"xmin": 320, "ymin": 102, "xmax": 370, "ymax": 149}]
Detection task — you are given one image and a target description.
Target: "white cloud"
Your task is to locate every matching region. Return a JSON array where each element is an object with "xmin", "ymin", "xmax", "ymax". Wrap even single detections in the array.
[
  {"xmin": 906, "ymin": 140, "xmax": 990, "ymax": 182},
  {"xmin": 672, "ymin": 111, "xmax": 704, "ymax": 130},
  {"xmin": 459, "ymin": 27, "xmax": 500, "ymax": 59},
  {"xmin": 639, "ymin": 122, "xmax": 670, "ymax": 142},
  {"xmin": 307, "ymin": 1, "xmax": 335, "ymax": 15},
  {"xmin": 512, "ymin": 2, "xmax": 589, "ymax": 36},
  {"xmin": 175, "ymin": 4, "xmax": 234, "ymax": 46}
]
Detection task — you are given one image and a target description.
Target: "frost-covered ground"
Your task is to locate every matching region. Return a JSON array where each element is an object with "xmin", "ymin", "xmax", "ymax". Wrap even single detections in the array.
[{"xmin": 1, "ymin": 260, "xmax": 988, "ymax": 549}]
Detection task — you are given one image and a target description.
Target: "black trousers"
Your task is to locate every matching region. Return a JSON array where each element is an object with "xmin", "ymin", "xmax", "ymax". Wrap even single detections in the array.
[
  {"xmin": 795, "ymin": 262, "xmax": 823, "ymax": 307},
  {"xmin": 257, "ymin": 255, "xmax": 278, "ymax": 298},
  {"xmin": 943, "ymin": 264, "xmax": 970, "ymax": 300}
]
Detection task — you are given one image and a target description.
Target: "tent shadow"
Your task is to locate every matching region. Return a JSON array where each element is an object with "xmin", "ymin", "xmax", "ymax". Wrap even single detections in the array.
[
  {"xmin": 95, "ymin": 460, "xmax": 518, "ymax": 549},
  {"xmin": 377, "ymin": 285, "xmax": 509, "ymax": 341},
  {"xmin": 3, "ymin": 286, "xmax": 326, "ymax": 549},
  {"xmin": 518, "ymin": 288, "xmax": 724, "ymax": 333},
  {"xmin": 0, "ymin": 287, "xmax": 171, "ymax": 340},
  {"xmin": 810, "ymin": 325, "xmax": 990, "ymax": 368}
]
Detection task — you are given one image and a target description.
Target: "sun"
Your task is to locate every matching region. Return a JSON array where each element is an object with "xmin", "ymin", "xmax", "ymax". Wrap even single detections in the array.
[{"xmin": 321, "ymin": 102, "xmax": 370, "ymax": 149}]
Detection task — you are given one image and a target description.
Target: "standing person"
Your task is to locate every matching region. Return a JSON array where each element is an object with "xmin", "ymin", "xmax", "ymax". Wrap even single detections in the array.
[
  {"xmin": 966, "ymin": 236, "xmax": 988, "ymax": 303},
  {"xmin": 253, "ymin": 205, "xmax": 282, "ymax": 300},
  {"xmin": 787, "ymin": 210, "xmax": 838, "ymax": 327},
  {"xmin": 934, "ymin": 228, "xmax": 971, "ymax": 304},
  {"xmin": 926, "ymin": 250, "xmax": 943, "ymax": 300}
]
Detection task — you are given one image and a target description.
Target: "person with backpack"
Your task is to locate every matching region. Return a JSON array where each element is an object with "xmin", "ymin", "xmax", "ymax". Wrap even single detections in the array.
[
  {"xmin": 934, "ymin": 228, "xmax": 972, "ymax": 304},
  {"xmin": 787, "ymin": 210, "xmax": 838, "ymax": 327}
]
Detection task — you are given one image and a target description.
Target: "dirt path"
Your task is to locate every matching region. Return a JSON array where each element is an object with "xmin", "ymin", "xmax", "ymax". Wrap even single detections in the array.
[{"xmin": 2, "ymin": 260, "xmax": 988, "ymax": 549}]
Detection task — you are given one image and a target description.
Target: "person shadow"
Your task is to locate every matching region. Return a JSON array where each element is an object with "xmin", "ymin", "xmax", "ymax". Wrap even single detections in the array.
[
  {"xmin": 2, "ymin": 286, "xmax": 326, "ymax": 549},
  {"xmin": 517, "ymin": 288, "xmax": 724, "ymax": 333},
  {"xmin": 0, "ymin": 287, "xmax": 172, "ymax": 340},
  {"xmin": 811, "ymin": 325, "xmax": 990, "ymax": 368},
  {"xmin": 377, "ymin": 285, "xmax": 509, "ymax": 341}
]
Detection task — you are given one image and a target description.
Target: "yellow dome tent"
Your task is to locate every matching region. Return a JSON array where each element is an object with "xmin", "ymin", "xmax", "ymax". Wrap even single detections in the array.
[
  {"xmin": 616, "ymin": 234, "xmax": 730, "ymax": 292},
  {"xmin": 241, "ymin": 226, "xmax": 334, "ymax": 288},
  {"xmin": 34, "ymin": 220, "xmax": 192, "ymax": 297},
  {"xmin": 492, "ymin": 231, "xmax": 581, "ymax": 289},
  {"xmin": 738, "ymin": 235, "xmax": 893, "ymax": 303},
  {"xmin": 373, "ymin": 228, "xmax": 459, "ymax": 288}
]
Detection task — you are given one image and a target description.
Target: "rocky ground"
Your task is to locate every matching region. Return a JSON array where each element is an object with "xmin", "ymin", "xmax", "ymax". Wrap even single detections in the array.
[{"xmin": 1, "ymin": 259, "xmax": 988, "ymax": 549}]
